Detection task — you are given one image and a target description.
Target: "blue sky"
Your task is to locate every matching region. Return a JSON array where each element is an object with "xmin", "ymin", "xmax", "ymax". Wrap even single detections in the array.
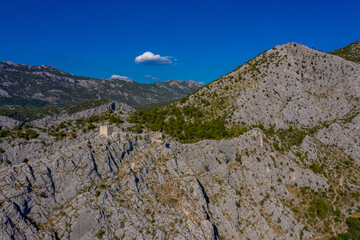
[{"xmin": 0, "ymin": 0, "xmax": 359, "ymax": 84}]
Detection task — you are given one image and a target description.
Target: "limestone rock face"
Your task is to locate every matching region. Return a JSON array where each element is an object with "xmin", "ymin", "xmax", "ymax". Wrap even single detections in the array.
[
  {"xmin": 0, "ymin": 122, "xmax": 358, "ymax": 240},
  {"xmin": 0, "ymin": 116, "xmax": 22, "ymax": 129}
]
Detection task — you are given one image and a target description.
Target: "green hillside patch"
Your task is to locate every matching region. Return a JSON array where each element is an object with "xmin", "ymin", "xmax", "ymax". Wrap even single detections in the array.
[
  {"xmin": 0, "ymin": 96, "xmax": 48, "ymax": 108},
  {"xmin": 0, "ymin": 99, "xmax": 110, "ymax": 122},
  {"xmin": 0, "ymin": 124, "xmax": 39, "ymax": 141},
  {"xmin": 128, "ymin": 106, "xmax": 248, "ymax": 143},
  {"xmin": 128, "ymin": 101, "xmax": 323, "ymax": 144},
  {"xmin": 329, "ymin": 41, "xmax": 360, "ymax": 64},
  {"xmin": 332, "ymin": 217, "xmax": 360, "ymax": 240}
]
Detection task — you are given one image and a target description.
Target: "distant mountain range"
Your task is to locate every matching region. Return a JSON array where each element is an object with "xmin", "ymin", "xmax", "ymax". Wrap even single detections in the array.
[{"xmin": 0, "ymin": 61, "xmax": 202, "ymax": 108}]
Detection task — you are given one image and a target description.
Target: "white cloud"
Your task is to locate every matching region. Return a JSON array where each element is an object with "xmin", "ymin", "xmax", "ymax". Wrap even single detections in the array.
[
  {"xmin": 109, "ymin": 75, "xmax": 130, "ymax": 80},
  {"xmin": 135, "ymin": 52, "xmax": 173, "ymax": 65},
  {"xmin": 198, "ymin": 82, "xmax": 205, "ymax": 85},
  {"xmin": 109, "ymin": 75, "xmax": 134, "ymax": 82},
  {"xmin": 144, "ymin": 74, "xmax": 158, "ymax": 80}
]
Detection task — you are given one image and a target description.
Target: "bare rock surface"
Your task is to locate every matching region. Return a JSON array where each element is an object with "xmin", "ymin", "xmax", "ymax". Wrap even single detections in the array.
[
  {"xmin": 0, "ymin": 129, "xmax": 331, "ymax": 240},
  {"xmin": 30, "ymin": 101, "xmax": 134, "ymax": 126},
  {"xmin": 0, "ymin": 116, "xmax": 22, "ymax": 129}
]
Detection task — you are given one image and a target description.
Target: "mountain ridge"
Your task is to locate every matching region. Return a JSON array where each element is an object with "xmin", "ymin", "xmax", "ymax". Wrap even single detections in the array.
[
  {"xmin": 130, "ymin": 42, "xmax": 360, "ymax": 162},
  {"xmin": 329, "ymin": 40, "xmax": 360, "ymax": 64},
  {"xmin": 176, "ymin": 42, "xmax": 359, "ymax": 128},
  {"xmin": 0, "ymin": 61, "xmax": 202, "ymax": 108}
]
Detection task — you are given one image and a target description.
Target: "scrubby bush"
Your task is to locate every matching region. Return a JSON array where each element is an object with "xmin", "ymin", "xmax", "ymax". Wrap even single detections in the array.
[
  {"xmin": 109, "ymin": 115, "xmax": 123, "ymax": 125},
  {"xmin": 308, "ymin": 197, "xmax": 330, "ymax": 219},
  {"xmin": 129, "ymin": 106, "xmax": 237, "ymax": 143},
  {"xmin": 95, "ymin": 229, "xmax": 105, "ymax": 238},
  {"xmin": 332, "ymin": 217, "xmax": 360, "ymax": 239},
  {"xmin": 12, "ymin": 125, "xmax": 22, "ymax": 131},
  {"xmin": 88, "ymin": 123, "xmax": 96, "ymax": 130},
  {"xmin": 309, "ymin": 162, "xmax": 325, "ymax": 175},
  {"xmin": 25, "ymin": 129, "xmax": 39, "ymax": 139},
  {"xmin": 0, "ymin": 130, "xmax": 10, "ymax": 138}
]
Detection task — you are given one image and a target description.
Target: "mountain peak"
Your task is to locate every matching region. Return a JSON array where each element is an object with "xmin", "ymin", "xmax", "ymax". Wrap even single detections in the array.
[{"xmin": 167, "ymin": 42, "xmax": 359, "ymax": 131}]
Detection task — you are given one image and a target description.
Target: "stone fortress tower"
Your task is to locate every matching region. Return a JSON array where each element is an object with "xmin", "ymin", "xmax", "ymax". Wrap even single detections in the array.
[{"xmin": 100, "ymin": 125, "xmax": 114, "ymax": 137}]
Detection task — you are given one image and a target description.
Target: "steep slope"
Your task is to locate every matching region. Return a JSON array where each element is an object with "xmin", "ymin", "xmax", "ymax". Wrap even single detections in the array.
[
  {"xmin": 0, "ymin": 61, "xmax": 202, "ymax": 108},
  {"xmin": 188, "ymin": 43, "xmax": 360, "ymax": 164},
  {"xmin": 29, "ymin": 101, "xmax": 134, "ymax": 126},
  {"xmin": 131, "ymin": 43, "xmax": 359, "ymax": 136},
  {"xmin": 0, "ymin": 99, "xmax": 134, "ymax": 124},
  {"xmin": 329, "ymin": 40, "xmax": 360, "ymax": 64},
  {"xmin": 179, "ymin": 42, "xmax": 359, "ymax": 128}
]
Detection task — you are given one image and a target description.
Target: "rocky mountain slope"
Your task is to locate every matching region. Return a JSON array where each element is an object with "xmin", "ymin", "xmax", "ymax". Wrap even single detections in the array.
[
  {"xmin": 29, "ymin": 101, "xmax": 134, "ymax": 127},
  {"xmin": 329, "ymin": 40, "xmax": 360, "ymax": 64},
  {"xmin": 0, "ymin": 100, "xmax": 134, "ymax": 128},
  {"xmin": 0, "ymin": 99, "xmax": 113, "ymax": 123},
  {"xmin": 174, "ymin": 42, "xmax": 359, "ymax": 129},
  {"xmin": 130, "ymin": 43, "xmax": 360, "ymax": 163},
  {"xmin": 0, "ymin": 61, "xmax": 202, "ymax": 108},
  {"xmin": 0, "ymin": 42, "xmax": 359, "ymax": 240}
]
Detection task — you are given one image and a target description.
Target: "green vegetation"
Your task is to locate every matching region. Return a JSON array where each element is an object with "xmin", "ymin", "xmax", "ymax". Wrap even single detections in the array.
[
  {"xmin": 108, "ymin": 115, "xmax": 124, "ymax": 124},
  {"xmin": 15, "ymin": 127, "xmax": 39, "ymax": 140},
  {"xmin": 332, "ymin": 217, "xmax": 360, "ymax": 240},
  {"xmin": 263, "ymin": 125, "xmax": 319, "ymax": 152},
  {"xmin": 288, "ymin": 150, "xmax": 360, "ymax": 236},
  {"xmin": 39, "ymin": 192, "xmax": 47, "ymax": 198},
  {"xmin": 47, "ymin": 109, "xmax": 123, "ymax": 140},
  {"xmin": 0, "ymin": 99, "xmax": 110, "ymax": 122},
  {"xmin": 129, "ymin": 98, "xmax": 323, "ymax": 145},
  {"xmin": 309, "ymin": 162, "xmax": 326, "ymax": 176},
  {"xmin": 308, "ymin": 197, "xmax": 331, "ymax": 219},
  {"xmin": 329, "ymin": 41, "xmax": 360, "ymax": 64},
  {"xmin": 0, "ymin": 61, "xmax": 202, "ymax": 112},
  {"xmin": 0, "ymin": 125, "xmax": 39, "ymax": 140},
  {"xmin": 136, "ymin": 100, "xmax": 175, "ymax": 111},
  {"xmin": 88, "ymin": 123, "xmax": 96, "ymax": 130},
  {"xmin": 0, "ymin": 106, "xmax": 124, "ymax": 142},
  {"xmin": 95, "ymin": 229, "xmax": 105, "ymax": 238},
  {"xmin": 0, "ymin": 96, "xmax": 48, "ymax": 108},
  {"xmin": 95, "ymin": 191, "xmax": 101, "ymax": 198},
  {"xmin": 0, "ymin": 129, "xmax": 10, "ymax": 138},
  {"xmin": 129, "ymin": 106, "xmax": 247, "ymax": 143}
]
